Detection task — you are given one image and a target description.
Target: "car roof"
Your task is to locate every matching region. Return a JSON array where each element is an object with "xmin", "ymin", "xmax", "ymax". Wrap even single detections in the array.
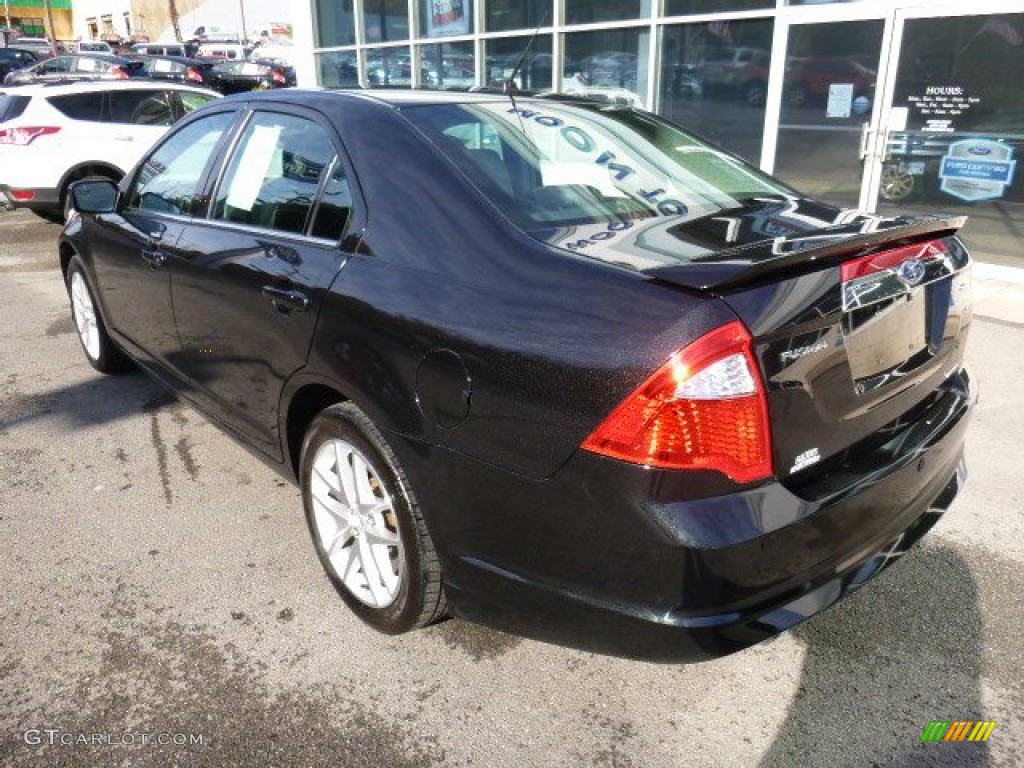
[
  {"xmin": 128, "ymin": 54, "xmax": 210, "ymax": 65},
  {"xmin": 0, "ymin": 79, "xmax": 221, "ymax": 96},
  {"xmin": 234, "ymin": 87, "xmax": 533, "ymax": 108}
]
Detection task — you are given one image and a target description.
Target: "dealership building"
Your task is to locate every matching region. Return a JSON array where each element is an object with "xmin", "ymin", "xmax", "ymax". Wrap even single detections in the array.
[{"xmin": 290, "ymin": 0, "xmax": 1024, "ymax": 266}]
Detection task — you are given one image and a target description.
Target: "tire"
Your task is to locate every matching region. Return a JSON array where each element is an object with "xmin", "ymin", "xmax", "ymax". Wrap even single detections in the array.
[
  {"xmin": 787, "ymin": 83, "xmax": 809, "ymax": 108},
  {"xmin": 743, "ymin": 80, "xmax": 766, "ymax": 107},
  {"xmin": 301, "ymin": 402, "xmax": 446, "ymax": 634},
  {"xmin": 65, "ymin": 256, "xmax": 132, "ymax": 374},
  {"xmin": 880, "ymin": 163, "xmax": 919, "ymax": 203}
]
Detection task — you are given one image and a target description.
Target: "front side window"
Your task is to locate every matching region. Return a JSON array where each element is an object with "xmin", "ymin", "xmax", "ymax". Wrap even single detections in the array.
[
  {"xmin": 128, "ymin": 111, "xmax": 235, "ymax": 215},
  {"xmin": 212, "ymin": 112, "xmax": 335, "ymax": 235},
  {"xmin": 38, "ymin": 57, "xmax": 72, "ymax": 74},
  {"xmin": 404, "ymin": 101, "xmax": 790, "ymax": 235}
]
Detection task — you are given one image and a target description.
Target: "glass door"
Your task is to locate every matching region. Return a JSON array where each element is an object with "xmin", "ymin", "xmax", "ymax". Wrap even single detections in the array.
[
  {"xmin": 770, "ymin": 15, "xmax": 888, "ymax": 210},
  {"xmin": 871, "ymin": 8, "xmax": 1024, "ymax": 266}
]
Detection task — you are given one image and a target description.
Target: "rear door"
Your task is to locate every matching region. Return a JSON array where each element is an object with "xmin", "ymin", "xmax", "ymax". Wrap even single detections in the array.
[{"xmin": 168, "ymin": 106, "xmax": 358, "ymax": 457}]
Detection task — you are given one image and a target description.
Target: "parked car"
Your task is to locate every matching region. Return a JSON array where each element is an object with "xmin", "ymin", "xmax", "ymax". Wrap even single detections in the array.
[
  {"xmin": 206, "ymin": 58, "xmax": 295, "ymax": 93},
  {"xmin": 0, "ymin": 47, "xmax": 46, "ymax": 83},
  {"xmin": 58, "ymin": 89, "xmax": 974, "ymax": 661},
  {"xmin": 700, "ymin": 46, "xmax": 769, "ymax": 97},
  {"xmin": 195, "ymin": 42, "xmax": 250, "ymax": 60},
  {"xmin": 9, "ymin": 36, "xmax": 55, "ymax": 56},
  {"xmin": 127, "ymin": 54, "xmax": 218, "ymax": 88},
  {"xmin": 2, "ymin": 53, "xmax": 148, "ymax": 85},
  {"xmin": 0, "ymin": 80, "xmax": 219, "ymax": 220},
  {"xmin": 784, "ymin": 56, "xmax": 876, "ymax": 108},
  {"xmin": 132, "ymin": 42, "xmax": 198, "ymax": 58},
  {"xmin": 76, "ymin": 41, "xmax": 113, "ymax": 53}
]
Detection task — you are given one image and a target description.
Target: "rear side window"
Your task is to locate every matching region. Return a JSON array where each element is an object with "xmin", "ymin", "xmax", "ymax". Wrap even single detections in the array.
[
  {"xmin": 47, "ymin": 93, "xmax": 104, "ymax": 121},
  {"xmin": 0, "ymin": 94, "xmax": 30, "ymax": 123},
  {"xmin": 212, "ymin": 112, "xmax": 335, "ymax": 236},
  {"xmin": 129, "ymin": 111, "xmax": 235, "ymax": 215},
  {"xmin": 74, "ymin": 57, "xmax": 111, "ymax": 74},
  {"xmin": 150, "ymin": 59, "xmax": 183, "ymax": 75},
  {"xmin": 310, "ymin": 160, "xmax": 352, "ymax": 240},
  {"xmin": 109, "ymin": 90, "xmax": 174, "ymax": 126}
]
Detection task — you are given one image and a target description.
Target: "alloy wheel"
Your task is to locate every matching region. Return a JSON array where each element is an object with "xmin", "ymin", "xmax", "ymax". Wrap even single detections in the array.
[
  {"xmin": 309, "ymin": 438, "xmax": 404, "ymax": 608},
  {"xmin": 70, "ymin": 270, "xmax": 101, "ymax": 361}
]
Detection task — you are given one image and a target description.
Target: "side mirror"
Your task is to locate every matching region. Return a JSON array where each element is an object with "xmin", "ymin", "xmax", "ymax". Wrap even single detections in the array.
[{"xmin": 68, "ymin": 178, "xmax": 118, "ymax": 214}]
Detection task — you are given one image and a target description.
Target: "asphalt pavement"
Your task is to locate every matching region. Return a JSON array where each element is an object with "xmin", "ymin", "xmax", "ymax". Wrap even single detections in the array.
[{"xmin": 1, "ymin": 208, "xmax": 1021, "ymax": 767}]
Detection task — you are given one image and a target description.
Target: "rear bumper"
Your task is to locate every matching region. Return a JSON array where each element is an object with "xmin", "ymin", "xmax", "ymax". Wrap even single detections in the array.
[
  {"xmin": 412, "ymin": 367, "xmax": 974, "ymax": 662},
  {"xmin": 0, "ymin": 184, "xmax": 60, "ymax": 211}
]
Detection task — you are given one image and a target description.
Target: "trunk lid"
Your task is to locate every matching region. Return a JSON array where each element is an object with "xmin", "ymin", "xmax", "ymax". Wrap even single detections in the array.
[
  {"xmin": 554, "ymin": 200, "xmax": 973, "ymax": 483},
  {"xmin": 643, "ymin": 208, "xmax": 973, "ymax": 482}
]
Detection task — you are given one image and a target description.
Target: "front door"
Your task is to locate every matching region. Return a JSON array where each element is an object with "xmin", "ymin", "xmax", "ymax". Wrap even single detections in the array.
[
  {"xmin": 871, "ymin": 8, "xmax": 1024, "ymax": 265},
  {"xmin": 769, "ymin": 12, "xmax": 889, "ymax": 211},
  {"xmin": 89, "ymin": 109, "xmax": 239, "ymax": 374}
]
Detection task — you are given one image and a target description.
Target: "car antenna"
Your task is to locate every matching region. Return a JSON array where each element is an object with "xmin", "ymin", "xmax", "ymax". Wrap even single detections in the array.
[{"xmin": 505, "ymin": 9, "xmax": 550, "ymax": 132}]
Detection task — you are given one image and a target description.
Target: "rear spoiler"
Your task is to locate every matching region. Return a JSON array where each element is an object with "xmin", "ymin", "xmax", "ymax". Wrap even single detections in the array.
[{"xmin": 645, "ymin": 215, "xmax": 967, "ymax": 292}]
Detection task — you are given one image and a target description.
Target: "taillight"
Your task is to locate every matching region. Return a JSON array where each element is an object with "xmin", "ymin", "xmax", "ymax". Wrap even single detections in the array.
[
  {"xmin": 840, "ymin": 238, "xmax": 948, "ymax": 282},
  {"xmin": 0, "ymin": 126, "xmax": 61, "ymax": 145},
  {"xmin": 582, "ymin": 321, "xmax": 773, "ymax": 483},
  {"xmin": 113, "ymin": 66, "xmax": 129, "ymax": 79},
  {"xmin": 185, "ymin": 66, "xmax": 203, "ymax": 83},
  {"xmin": 272, "ymin": 69, "xmax": 286, "ymax": 85}
]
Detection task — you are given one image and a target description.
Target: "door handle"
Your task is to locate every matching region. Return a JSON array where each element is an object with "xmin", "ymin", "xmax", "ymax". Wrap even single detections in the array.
[
  {"xmin": 858, "ymin": 122, "xmax": 876, "ymax": 160},
  {"xmin": 141, "ymin": 249, "xmax": 166, "ymax": 269},
  {"xmin": 261, "ymin": 285, "xmax": 310, "ymax": 312}
]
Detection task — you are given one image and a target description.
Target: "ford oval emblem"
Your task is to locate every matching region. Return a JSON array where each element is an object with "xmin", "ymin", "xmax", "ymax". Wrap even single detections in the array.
[
  {"xmin": 898, "ymin": 258, "xmax": 926, "ymax": 286},
  {"xmin": 968, "ymin": 146, "xmax": 992, "ymax": 156}
]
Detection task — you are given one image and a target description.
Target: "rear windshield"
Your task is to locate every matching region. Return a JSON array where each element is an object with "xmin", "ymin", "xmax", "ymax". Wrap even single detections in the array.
[
  {"xmin": 0, "ymin": 94, "xmax": 31, "ymax": 123},
  {"xmin": 402, "ymin": 100, "xmax": 791, "ymax": 235}
]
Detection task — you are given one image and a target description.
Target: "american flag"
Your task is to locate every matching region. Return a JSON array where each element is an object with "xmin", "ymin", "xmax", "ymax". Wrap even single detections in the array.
[
  {"xmin": 708, "ymin": 20, "xmax": 732, "ymax": 45},
  {"xmin": 981, "ymin": 17, "xmax": 1023, "ymax": 47}
]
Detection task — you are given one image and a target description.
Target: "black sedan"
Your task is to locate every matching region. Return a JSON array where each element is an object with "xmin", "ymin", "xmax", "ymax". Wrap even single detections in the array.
[
  {"xmin": 2, "ymin": 53, "xmax": 147, "ymax": 85},
  {"xmin": 205, "ymin": 58, "xmax": 295, "ymax": 94},
  {"xmin": 59, "ymin": 90, "xmax": 974, "ymax": 661},
  {"xmin": 126, "ymin": 54, "xmax": 219, "ymax": 88},
  {"xmin": 0, "ymin": 47, "xmax": 47, "ymax": 83}
]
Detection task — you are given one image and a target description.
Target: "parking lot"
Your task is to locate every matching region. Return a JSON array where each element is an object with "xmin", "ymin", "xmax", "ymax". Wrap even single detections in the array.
[{"xmin": 0, "ymin": 207, "xmax": 1021, "ymax": 767}]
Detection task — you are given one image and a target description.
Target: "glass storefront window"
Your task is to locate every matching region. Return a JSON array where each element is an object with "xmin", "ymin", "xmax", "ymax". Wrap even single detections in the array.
[
  {"xmin": 420, "ymin": 0, "xmax": 473, "ymax": 38},
  {"xmin": 486, "ymin": 0, "xmax": 548, "ymax": 33},
  {"xmin": 364, "ymin": 0, "xmax": 410, "ymax": 43},
  {"xmin": 658, "ymin": 18, "xmax": 773, "ymax": 164},
  {"xmin": 418, "ymin": 42, "xmax": 476, "ymax": 89},
  {"xmin": 485, "ymin": 35, "xmax": 554, "ymax": 91},
  {"xmin": 564, "ymin": 28, "xmax": 650, "ymax": 110},
  {"xmin": 665, "ymin": 1, "xmax": 773, "ymax": 15},
  {"xmin": 366, "ymin": 47, "xmax": 415, "ymax": 88},
  {"xmin": 315, "ymin": 0, "xmax": 356, "ymax": 48},
  {"xmin": 565, "ymin": 0, "xmax": 652, "ymax": 26},
  {"xmin": 878, "ymin": 13, "xmax": 1024, "ymax": 266},
  {"xmin": 317, "ymin": 50, "xmax": 360, "ymax": 87}
]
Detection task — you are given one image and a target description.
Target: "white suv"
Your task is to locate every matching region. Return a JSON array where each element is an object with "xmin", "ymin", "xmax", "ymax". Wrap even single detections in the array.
[{"xmin": 0, "ymin": 80, "xmax": 219, "ymax": 220}]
